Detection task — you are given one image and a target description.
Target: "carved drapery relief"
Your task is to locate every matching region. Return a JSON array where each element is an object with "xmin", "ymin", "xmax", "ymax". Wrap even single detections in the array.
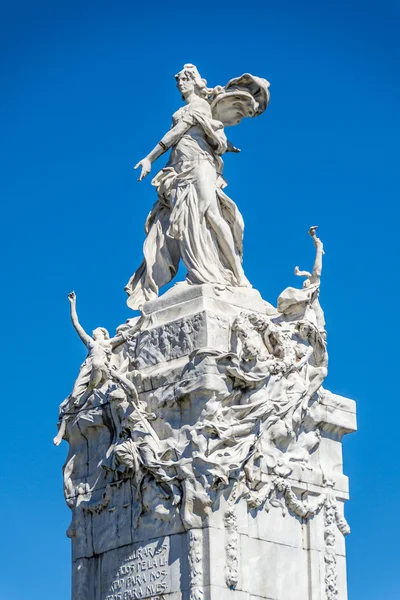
[{"xmin": 57, "ymin": 307, "xmax": 347, "ymax": 543}]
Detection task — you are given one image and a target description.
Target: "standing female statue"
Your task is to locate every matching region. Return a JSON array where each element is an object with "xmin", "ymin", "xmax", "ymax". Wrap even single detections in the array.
[{"xmin": 125, "ymin": 64, "xmax": 270, "ymax": 310}]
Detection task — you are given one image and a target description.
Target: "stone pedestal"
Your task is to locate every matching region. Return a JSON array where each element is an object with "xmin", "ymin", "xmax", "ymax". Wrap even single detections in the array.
[{"xmin": 62, "ymin": 284, "xmax": 356, "ymax": 600}]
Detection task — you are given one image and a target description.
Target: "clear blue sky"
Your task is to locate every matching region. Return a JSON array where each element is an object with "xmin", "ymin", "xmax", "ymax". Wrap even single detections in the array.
[{"xmin": 1, "ymin": 1, "xmax": 399, "ymax": 598}]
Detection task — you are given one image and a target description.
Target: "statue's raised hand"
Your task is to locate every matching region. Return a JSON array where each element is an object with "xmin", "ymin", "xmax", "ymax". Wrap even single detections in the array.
[
  {"xmin": 68, "ymin": 291, "xmax": 76, "ymax": 303},
  {"xmin": 134, "ymin": 158, "xmax": 152, "ymax": 182}
]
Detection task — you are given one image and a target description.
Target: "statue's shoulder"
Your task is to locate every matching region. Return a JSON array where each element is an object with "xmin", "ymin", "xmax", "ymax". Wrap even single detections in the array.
[{"xmin": 190, "ymin": 97, "xmax": 212, "ymax": 117}]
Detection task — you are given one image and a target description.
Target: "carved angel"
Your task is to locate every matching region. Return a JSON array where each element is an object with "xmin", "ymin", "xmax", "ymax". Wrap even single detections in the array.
[{"xmin": 125, "ymin": 64, "xmax": 270, "ymax": 310}]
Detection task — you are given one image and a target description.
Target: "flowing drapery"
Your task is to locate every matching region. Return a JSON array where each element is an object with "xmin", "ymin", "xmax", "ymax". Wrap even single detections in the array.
[{"xmin": 125, "ymin": 105, "xmax": 248, "ymax": 310}]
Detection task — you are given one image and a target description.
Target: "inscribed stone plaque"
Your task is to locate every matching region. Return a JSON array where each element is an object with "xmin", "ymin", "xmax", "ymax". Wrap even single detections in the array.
[{"xmin": 103, "ymin": 537, "xmax": 171, "ymax": 600}]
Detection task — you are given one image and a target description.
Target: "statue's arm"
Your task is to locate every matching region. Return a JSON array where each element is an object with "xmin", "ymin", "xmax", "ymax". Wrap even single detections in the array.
[
  {"xmin": 158, "ymin": 118, "xmax": 193, "ymax": 153},
  {"xmin": 311, "ymin": 237, "xmax": 323, "ymax": 283},
  {"xmin": 263, "ymin": 332, "xmax": 275, "ymax": 355},
  {"xmin": 110, "ymin": 368, "xmax": 137, "ymax": 396},
  {"xmin": 294, "ymin": 266, "xmax": 312, "ymax": 279},
  {"xmin": 68, "ymin": 292, "xmax": 92, "ymax": 347},
  {"xmin": 110, "ymin": 316, "xmax": 144, "ymax": 349},
  {"xmin": 135, "ymin": 118, "xmax": 193, "ymax": 181},
  {"xmin": 308, "ymin": 227, "xmax": 324, "ymax": 283},
  {"xmin": 296, "ymin": 346, "xmax": 313, "ymax": 370},
  {"xmin": 109, "ymin": 334, "xmax": 124, "ymax": 350}
]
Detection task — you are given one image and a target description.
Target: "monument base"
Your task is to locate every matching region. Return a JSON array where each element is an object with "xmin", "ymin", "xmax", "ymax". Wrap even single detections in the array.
[
  {"xmin": 63, "ymin": 284, "xmax": 356, "ymax": 600},
  {"xmin": 73, "ymin": 442, "xmax": 354, "ymax": 600}
]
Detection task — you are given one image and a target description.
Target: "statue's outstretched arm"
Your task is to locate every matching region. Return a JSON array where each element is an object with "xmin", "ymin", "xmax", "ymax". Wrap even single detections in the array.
[
  {"xmin": 109, "ymin": 316, "xmax": 144, "ymax": 350},
  {"xmin": 135, "ymin": 119, "xmax": 193, "ymax": 181},
  {"xmin": 308, "ymin": 226, "xmax": 324, "ymax": 284},
  {"xmin": 311, "ymin": 239, "xmax": 324, "ymax": 283},
  {"xmin": 68, "ymin": 292, "xmax": 92, "ymax": 347}
]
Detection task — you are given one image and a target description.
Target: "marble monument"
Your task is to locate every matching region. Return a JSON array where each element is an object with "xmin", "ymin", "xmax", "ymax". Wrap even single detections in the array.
[{"xmin": 55, "ymin": 64, "xmax": 356, "ymax": 600}]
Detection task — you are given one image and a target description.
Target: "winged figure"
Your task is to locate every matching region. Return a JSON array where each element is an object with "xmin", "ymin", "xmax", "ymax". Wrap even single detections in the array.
[{"xmin": 125, "ymin": 64, "xmax": 270, "ymax": 310}]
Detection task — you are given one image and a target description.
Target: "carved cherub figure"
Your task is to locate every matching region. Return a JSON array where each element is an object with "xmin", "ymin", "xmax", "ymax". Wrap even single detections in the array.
[{"xmin": 54, "ymin": 292, "xmax": 132, "ymax": 446}]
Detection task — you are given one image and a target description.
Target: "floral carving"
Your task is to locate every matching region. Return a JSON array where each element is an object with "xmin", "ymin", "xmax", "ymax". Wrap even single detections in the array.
[
  {"xmin": 188, "ymin": 529, "xmax": 204, "ymax": 600},
  {"xmin": 224, "ymin": 508, "xmax": 239, "ymax": 589}
]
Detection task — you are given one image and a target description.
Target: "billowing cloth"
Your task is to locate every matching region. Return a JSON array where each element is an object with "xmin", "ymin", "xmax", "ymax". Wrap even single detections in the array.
[
  {"xmin": 277, "ymin": 283, "xmax": 319, "ymax": 315},
  {"xmin": 125, "ymin": 105, "xmax": 248, "ymax": 310},
  {"xmin": 277, "ymin": 283, "xmax": 325, "ymax": 331}
]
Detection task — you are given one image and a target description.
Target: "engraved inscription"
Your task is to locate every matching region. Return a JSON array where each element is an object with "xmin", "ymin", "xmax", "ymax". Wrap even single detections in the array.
[{"xmin": 105, "ymin": 539, "xmax": 170, "ymax": 600}]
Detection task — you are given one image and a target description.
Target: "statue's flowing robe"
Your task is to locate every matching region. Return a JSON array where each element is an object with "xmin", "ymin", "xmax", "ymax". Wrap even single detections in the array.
[
  {"xmin": 125, "ymin": 104, "xmax": 247, "ymax": 310},
  {"xmin": 277, "ymin": 282, "xmax": 326, "ymax": 332}
]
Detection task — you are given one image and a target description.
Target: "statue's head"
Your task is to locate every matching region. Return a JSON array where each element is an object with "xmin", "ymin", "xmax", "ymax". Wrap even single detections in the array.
[
  {"xmin": 296, "ymin": 321, "xmax": 313, "ymax": 340},
  {"xmin": 92, "ymin": 326, "xmax": 110, "ymax": 341},
  {"xmin": 175, "ymin": 64, "xmax": 209, "ymax": 100},
  {"xmin": 247, "ymin": 313, "xmax": 269, "ymax": 331}
]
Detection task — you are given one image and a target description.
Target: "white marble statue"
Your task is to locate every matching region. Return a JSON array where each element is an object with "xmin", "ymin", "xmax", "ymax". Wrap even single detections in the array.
[
  {"xmin": 278, "ymin": 226, "xmax": 326, "ymax": 332},
  {"xmin": 55, "ymin": 65, "xmax": 356, "ymax": 597},
  {"xmin": 54, "ymin": 292, "xmax": 133, "ymax": 446},
  {"xmin": 125, "ymin": 64, "xmax": 270, "ymax": 310}
]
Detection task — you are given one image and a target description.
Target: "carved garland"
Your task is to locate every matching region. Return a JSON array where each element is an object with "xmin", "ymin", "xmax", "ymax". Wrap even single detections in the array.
[
  {"xmin": 245, "ymin": 477, "xmax": 350, "ymax": 531},
  {"xmin": 324, "ymin": 498, "xmax": 338, "ymax": 600},
  {"xmin": 188, "ymin": 528, "xmax": 204, "ymax": 600},
  {"xmin": 245, "ymin": 476, "xmax": 350, "ymax": 599},
  {"xmin": 224, "ymin": 508, "xmax": 239, "ymax": 589}
]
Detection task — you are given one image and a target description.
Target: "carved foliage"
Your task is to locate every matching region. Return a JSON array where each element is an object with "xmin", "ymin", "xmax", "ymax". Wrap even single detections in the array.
[
  {"xmin": 224, "ymin": 508, "xmax": 239, "ymax": 589},
  {"xmin": 188, "ymin": 529, "xmax": 204, "ymax": 600}
]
